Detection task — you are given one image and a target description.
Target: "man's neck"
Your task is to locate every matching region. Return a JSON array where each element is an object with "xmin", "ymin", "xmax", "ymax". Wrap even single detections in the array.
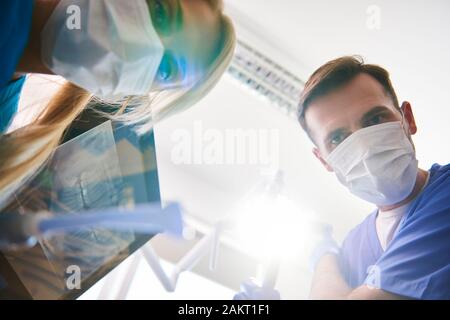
[{"xmin": 378, "ymin": 168, "xmax": 428, "ymax": 211}]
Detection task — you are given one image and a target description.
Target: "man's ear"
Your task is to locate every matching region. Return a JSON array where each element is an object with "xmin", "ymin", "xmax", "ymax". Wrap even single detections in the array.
[
  {"xmin": 312, "ymin": 147, "xmax": 334, "ymax": 172},
  {"xmin": 400, "ymin": 101, "xmax": 417, "ymax": 135}
]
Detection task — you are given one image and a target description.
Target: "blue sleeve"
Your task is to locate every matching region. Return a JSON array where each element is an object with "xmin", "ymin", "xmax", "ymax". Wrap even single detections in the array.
[
  {"xmin": 338, "ymin": 210, "xmax": 382, "ymax": 289},
  {"xmin": 364, "ymin": 166, "xmax": 450, "ymax": 299},
  {"xmin": 0, "ymin": 76, "xmax": 27, "ymax": 133},
  {"xmin": 0, "ymin": 0, "xmax": 34, "ymax": 89}
]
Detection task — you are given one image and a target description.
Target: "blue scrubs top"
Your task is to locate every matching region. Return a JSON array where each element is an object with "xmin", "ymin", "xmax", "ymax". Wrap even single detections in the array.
[
  {"xmin": 0, "ymin": 76, "xmax": 27, "ymax": 133},
  {"xmin": 339, "ymin": 163, "xmax": 450, "ymax": 299},
  {"xmin": 0, "ymin": 0, "xmax": 34, "ymax": 133}
]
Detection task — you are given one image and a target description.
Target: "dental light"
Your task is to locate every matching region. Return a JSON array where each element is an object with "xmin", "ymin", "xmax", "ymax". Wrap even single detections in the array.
[
  {"xmin": 234, "ymin": 193, "xmax": 316, "ymax": 261},
  {"xmin": 226, "ymin": 170, "xmax": 319, "ymax": 291}
]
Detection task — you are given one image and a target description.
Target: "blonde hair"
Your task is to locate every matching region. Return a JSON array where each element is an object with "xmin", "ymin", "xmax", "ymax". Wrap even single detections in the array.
[{"xmin": 0, "ymin": 1, "xmax": 236, "ymax": 209}]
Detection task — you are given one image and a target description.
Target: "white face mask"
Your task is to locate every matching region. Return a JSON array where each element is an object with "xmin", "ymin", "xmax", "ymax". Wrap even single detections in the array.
[
  {"xmin": 325, "ymin": 120, "xmax": 418, "ymax": 206},
  {"xmin": 41, "ymin": 0, "xmax": 164, "ymax": 100}
]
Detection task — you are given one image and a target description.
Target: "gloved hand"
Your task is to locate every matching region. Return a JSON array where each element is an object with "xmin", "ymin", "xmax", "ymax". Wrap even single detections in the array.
[
  {"xmin": 233, "ymin": 278, "xmax": 281, "ymax": 300},
  {"xmin": 309, "ymin": 223, "xmax": 340, "ymax": 272}
]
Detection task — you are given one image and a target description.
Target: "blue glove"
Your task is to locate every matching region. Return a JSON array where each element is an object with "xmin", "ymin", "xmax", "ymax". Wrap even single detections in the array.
[
  {"xmin": 309, "ymin": 224, "xmax": 340, "ymax": 272},
  {"xmin": 233, "ymin": 278, "xmax": 281, "ymax": 300}
]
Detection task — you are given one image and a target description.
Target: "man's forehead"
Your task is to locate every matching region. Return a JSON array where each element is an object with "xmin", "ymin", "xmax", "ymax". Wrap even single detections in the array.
[{"xmin": 305, "ymin": 73, "xmax": 395, "ymax": 134}]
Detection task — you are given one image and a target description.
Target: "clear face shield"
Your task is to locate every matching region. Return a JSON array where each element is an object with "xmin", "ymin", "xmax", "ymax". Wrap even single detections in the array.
[{"xmin": 0, "ymin": 119, "xmax": 181, "ymax": 299}]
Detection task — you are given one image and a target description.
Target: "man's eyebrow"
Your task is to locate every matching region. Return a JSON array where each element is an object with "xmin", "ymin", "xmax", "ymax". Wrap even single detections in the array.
[{"xmin": 359, "ymin": 106, "xmax": 392, "ymax": 125}]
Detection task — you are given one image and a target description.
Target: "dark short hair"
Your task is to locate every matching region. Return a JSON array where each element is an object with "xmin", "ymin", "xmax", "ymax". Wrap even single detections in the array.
[{"xmin": 298, "ymin": 56, "xmax": 400, "ymax": 138}]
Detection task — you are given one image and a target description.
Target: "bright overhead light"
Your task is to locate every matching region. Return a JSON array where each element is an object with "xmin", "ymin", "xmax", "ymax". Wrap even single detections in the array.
[{"xmin": 234, "ymin": 194, "xmax": 319, "ymax": 261}]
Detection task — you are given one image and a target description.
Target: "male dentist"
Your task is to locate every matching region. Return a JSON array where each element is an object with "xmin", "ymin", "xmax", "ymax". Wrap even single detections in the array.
[{"xmin": 235, "ymin": 56, "xmax": 450, "ymax": 300}]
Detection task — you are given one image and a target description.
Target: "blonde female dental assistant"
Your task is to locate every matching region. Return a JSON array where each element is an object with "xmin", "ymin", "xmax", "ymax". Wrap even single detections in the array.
[{"xmin": 0, "ymin": 0, "xmax": 236, "ymax": 208}]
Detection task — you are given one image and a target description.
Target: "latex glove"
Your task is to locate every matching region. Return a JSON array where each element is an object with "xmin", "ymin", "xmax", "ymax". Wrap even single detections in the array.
[
  {"xmin": 309, "ymin": 223, "xmax": 340, "ymax": 272},
  {"xmin": 233, "ymin": 278, "xmax": 281, "ymax": 300}
]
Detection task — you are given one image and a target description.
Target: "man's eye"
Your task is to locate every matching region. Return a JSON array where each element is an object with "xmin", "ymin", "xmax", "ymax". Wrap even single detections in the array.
[
  {"xmin": 366, "ymin": 114, "xmax": 387, "ymax": 127},
  {"xmin": 330, "ymin": 136, "xmax": 343, "ymax": 146},
  {"xmin": 330, "ymin": 132, "xmax": 348, "ymax": 148}
]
